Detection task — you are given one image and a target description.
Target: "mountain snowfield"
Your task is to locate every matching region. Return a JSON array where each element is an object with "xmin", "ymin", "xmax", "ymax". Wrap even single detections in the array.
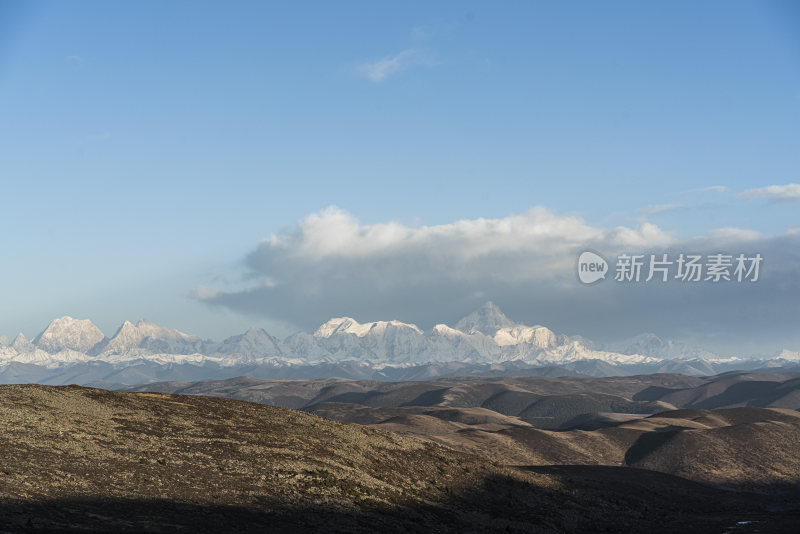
[{"xmin": 0, "ymin": 302, "xmax": 796, "ymax": 385}]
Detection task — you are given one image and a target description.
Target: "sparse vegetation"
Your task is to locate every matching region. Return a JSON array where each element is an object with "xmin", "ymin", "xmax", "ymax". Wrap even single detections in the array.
[{"xmin": 0, "ymin": 384, "xmax": 795, "ymax": 532}]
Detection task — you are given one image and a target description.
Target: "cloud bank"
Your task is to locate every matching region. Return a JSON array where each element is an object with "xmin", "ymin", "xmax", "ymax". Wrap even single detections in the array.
[{"xmin": 194, "ymin": 207, "xmax": 800, "ymax": 353}]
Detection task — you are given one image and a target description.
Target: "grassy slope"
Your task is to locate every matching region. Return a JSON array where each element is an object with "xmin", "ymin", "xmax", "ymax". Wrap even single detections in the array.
[{"xmin": 0, "ymin": 385, "xmax": 783, "ymax": 533}]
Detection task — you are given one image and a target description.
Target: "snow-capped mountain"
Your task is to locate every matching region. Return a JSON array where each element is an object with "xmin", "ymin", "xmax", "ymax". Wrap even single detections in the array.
[
  {"xmin": 314, "ymin": 317, "xmax": 424, "ymax": 339},
  {"xmin": 775, "ymin": 349, "xmax": 800, "ymax": 361},
  {"xmin": 310, "ymin": 317, "xmax": 430, "ymax": 362},
  {"xmin": 605, "ymin": 333, "xmax": 720, "ymax": 361},
  {"xmin": 213, "ymin": 327, "xmax": 284, "ymax": 360},
  {"xmin": 34, "ymin": 317, "xmax": 105, "ymax": 354},
  {"xmin": 11, "ymin": 333, "xmax": 35, "ymax": 353},
  {"xmin": 454, "ymin": 301, "xmax": 517, "ymax": 335},
  {"xmin": 95, "ymin": 319, "xmax": 208, "ymax": 356},
  {"xmin": 493, "ymin": 325, "xmax": 558, "ymax": 349},
  {"xmin": 0, "ymin": 302, "xmax": 788, "ymax": 385}
]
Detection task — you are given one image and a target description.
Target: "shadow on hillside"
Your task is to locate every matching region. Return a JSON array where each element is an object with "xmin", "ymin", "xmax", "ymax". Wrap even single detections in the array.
[
  {"xmin": 2, "ymin": 468, "xmax": 798, "ymax": 533},
  {"xmin": 523, "ymin": 465, "xmax": 800, "ymax": 533},
  {"xmin": 623, "ymin": 428, "xmax": 683, "ymax": 464},
  {"xmin": 632, "ymin": 385, "xmax": 683, "ymax": 401},
  {"xmin": 694, "ymin": 381, "xmax": 787, "ymax": 409}
]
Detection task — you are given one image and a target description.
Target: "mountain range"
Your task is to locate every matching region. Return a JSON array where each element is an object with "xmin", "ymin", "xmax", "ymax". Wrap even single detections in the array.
[{"xmin": 0, "ymin": 302, "xmax": 797, "ymax": 386}]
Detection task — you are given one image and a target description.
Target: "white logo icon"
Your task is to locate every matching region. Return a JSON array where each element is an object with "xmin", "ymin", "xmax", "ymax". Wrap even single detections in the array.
[{"xmin": 578, "ymin": 251, "xmax": 608, "ymax": 284}]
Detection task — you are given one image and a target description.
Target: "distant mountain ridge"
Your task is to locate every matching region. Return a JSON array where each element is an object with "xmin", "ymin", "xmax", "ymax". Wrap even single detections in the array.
[{"xmin": 0, "ymin": 302, "xmax": 797, "ymax": 385}]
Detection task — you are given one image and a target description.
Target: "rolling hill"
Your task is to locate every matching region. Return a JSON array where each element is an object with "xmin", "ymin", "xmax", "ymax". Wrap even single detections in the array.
[{"xmin": 0, "ymin": 385, "xmax": 792, "ymax": 532}]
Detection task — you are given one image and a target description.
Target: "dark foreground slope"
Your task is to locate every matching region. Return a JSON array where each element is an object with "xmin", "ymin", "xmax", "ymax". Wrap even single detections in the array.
[{"xmin": 0, "ymin": 385, "xmax": 790, "ymax": 533}]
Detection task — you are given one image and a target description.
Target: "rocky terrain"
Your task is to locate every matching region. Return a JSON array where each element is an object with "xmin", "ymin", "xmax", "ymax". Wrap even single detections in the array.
[{"xmin": 0, "ymin": 384, "xmax": 796, "ymax": 532}]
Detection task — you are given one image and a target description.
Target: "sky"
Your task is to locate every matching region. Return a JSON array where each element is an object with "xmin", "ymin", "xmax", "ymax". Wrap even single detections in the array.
[{"xmin": 1, "ymin": 1, "xmax": 799, "ymax": 355}]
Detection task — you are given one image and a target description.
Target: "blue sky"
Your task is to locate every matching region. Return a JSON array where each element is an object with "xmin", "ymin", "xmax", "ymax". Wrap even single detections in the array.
[{"xmin": 1, "ymin": 1, "xmax": 799, "ymax": 353}]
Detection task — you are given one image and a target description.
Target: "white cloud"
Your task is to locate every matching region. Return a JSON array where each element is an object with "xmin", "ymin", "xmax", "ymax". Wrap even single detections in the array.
[
  {"xmin": 689, "ymin": 185, "xmax": 728, "ymax": 194},
  {"xmin": 707, "ymin": 227, "xmax": 761, "ymax": 242},
  {"xmin": 263, "ymin": 206, "xmax": 611, "ymax": 275},
  {"xmin": 639, "ymin": 202, "xmax": 722, "ymax": 217},
  {"xmin": 740, "ymin": 183, "xmax": 800, "ymax": 200},
  {"xmin": 189, "ymin": 285, "xmax": 220, "ymax": 300},
  {"xmin": 355, "ymin": 49, "xmax": 431, "ymax": 82},
  {"xmin": 608, "ymin": 222, "xmax": 674, "ymax": 247}
]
